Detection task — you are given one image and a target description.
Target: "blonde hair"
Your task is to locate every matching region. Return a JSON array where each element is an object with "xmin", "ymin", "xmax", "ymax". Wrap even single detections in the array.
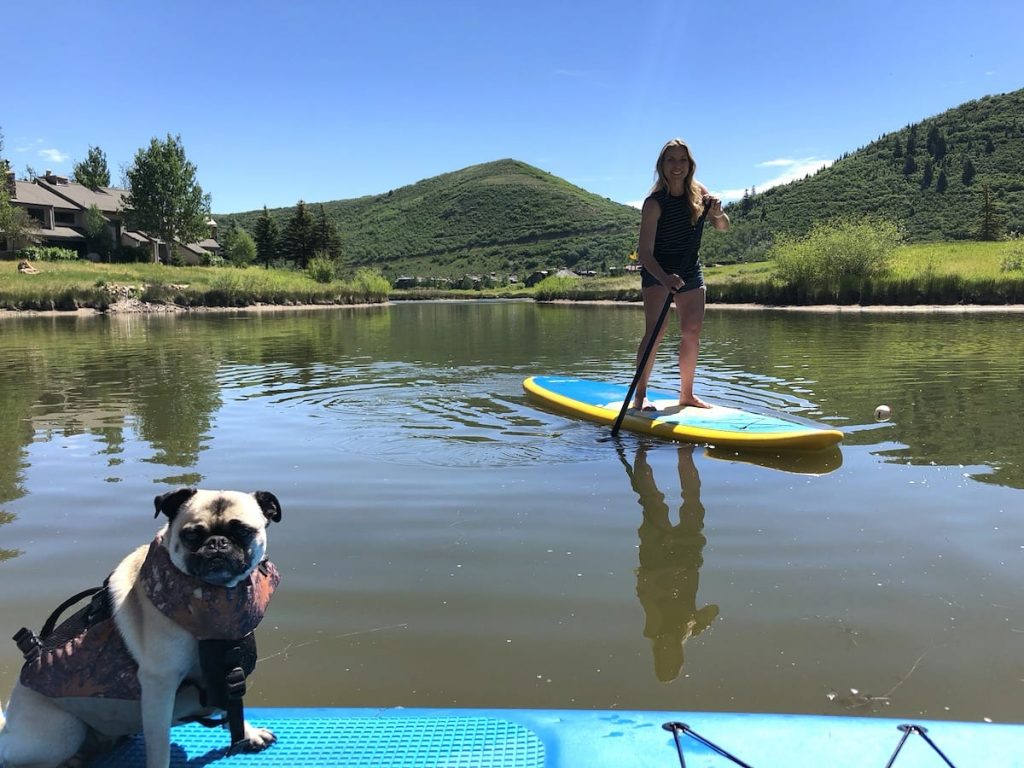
[{"xmin": 649, "ymin": 138, "xmax": 702, "ymax": 225}]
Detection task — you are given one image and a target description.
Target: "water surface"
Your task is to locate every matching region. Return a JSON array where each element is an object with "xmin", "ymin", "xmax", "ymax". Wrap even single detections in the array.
[{"xmin": 0, "ymin": 302, "xmax": 1021, "ymax": 723}]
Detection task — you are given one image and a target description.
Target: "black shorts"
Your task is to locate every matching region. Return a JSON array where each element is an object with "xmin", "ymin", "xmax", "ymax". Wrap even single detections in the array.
[{"xmin": 640, "ymin": 265, "xmax": 705, "ymax": 291}]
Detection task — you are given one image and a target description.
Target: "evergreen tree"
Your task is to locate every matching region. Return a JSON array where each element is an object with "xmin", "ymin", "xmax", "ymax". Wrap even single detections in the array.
[
  {"xmin": 905, "ymin": 125, "xmax": 918, "ymax": 155},
  {"xmin": 892, "ymin": 136, "xmax": 903, "ymax": 159},
  {"xmin": 282, "ymin": 200, "xmax": 316, "ymax": 268},
  {"xmin": 253, "ymin": 206, "xmax": 280, "ymax": 268},
  {"xmin": 978, "ymin": 185, "xmax": 1003, "ymax": 241},
  {"xmin": 925, "ymin": 125, "xmax": 947, "ymax": 159},
  {"xmin": 984, "ymin": 136, "xmax": 995, "ymax": 154},
  {"xmin": 313, "ymin": 204, "xmax": 342, "ymax": 258},
  {"xmin": 72, "ymin": 145, "xmax": 111, "ymax": 189},
  {"xmin": 921, "ymin": 159, "xmax": 933, "ymax": 189},
  {"xmin": 961, "ymin": 158, "xmax": 976, "ymax": 185},
  {"xmin": 936, "ymin": 169, "xmax": 948, "ymax": 193},
  {"xmin": 124, "ymin": 134, "xmax": 211, "ymax": 262},
  {"xmin": 902, "ymin": 154, "xmax": 917, "ymax": 176}
]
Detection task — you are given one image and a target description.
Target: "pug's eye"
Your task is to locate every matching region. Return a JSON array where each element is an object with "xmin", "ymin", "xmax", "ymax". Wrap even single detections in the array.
[{"xmin": 180, "ymin": 525, "xmax": 206, "ymax": 548}]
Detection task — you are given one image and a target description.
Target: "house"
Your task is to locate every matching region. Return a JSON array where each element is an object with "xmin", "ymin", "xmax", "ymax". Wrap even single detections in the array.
[{"xmin": 2, "ymin": 170, "xmax": 219, "ymax": 264}]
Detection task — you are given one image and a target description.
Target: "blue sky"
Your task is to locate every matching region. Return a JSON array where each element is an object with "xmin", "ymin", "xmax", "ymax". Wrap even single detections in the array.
[{"xmin": 4, "ymin": 0, "xmax": 1022, "ymax": 213}]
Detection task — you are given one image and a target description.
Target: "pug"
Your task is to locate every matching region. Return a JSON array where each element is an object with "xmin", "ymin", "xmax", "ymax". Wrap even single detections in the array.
[{"xmin": 0, "ymin": 488, "xmax": 282, "ymax": 768}]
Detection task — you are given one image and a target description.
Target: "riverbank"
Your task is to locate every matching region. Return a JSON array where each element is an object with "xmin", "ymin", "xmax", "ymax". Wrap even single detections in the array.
[{"xmin": 5, "ymin": 297, "xmax": 1024, "ymax": 319}]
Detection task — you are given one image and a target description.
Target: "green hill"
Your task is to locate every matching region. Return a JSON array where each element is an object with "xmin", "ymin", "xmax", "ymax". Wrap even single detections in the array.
[
  {"xmin": 704, "ymin": 88, "xmax": 1024, "ymax": 264},
  {"xmin": 217, "ymin": 89, "xmax": 1024, "ymax": 276},
  {"xmin": 215, "ymin": 159, "xmax": 640, "ymax": 279}
]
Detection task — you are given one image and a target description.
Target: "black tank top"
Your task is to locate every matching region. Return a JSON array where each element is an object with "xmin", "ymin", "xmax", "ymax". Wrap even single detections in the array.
[{"xmin": 649, "ymin": 188, "xmax": 706, "ymax": 276}]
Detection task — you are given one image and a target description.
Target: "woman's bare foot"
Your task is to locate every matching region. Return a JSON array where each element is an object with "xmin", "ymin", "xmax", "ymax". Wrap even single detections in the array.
[{"xmin": 679, "ymin": 395, "xmax": 712, "ymax": 409}]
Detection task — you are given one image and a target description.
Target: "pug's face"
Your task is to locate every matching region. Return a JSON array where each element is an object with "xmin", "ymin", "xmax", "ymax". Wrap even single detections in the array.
[{"xmin": 154, "ymin": 488, "xmax": 282, "ymax": 588}]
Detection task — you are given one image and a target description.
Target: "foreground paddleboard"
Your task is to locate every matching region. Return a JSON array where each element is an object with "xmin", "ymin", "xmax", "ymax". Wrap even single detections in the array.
[
  {"xmin": 94, "ymin": 706, "xmax": 1024, "ymax": 767},
  {"xmin": 524, "ymin": 375, "xmax": 843, "ymax": 450}
]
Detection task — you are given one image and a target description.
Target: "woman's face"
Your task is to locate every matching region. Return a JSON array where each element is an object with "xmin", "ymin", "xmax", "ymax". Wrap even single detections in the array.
[{"xmin": 661, "ymin": 146, "xmax": 691, "ymax": 181}]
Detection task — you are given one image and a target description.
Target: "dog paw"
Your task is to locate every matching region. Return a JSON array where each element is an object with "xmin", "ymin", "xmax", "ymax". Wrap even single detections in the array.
[{"xmin": 237, "ymin": 725, "xmax": 276, "ymax": 752}]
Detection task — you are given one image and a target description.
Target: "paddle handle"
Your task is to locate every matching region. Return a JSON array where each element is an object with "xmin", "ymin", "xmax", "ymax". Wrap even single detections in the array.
[{"xmin": 611, "ymin": 290, "xmax": 675, "ymax": 436}]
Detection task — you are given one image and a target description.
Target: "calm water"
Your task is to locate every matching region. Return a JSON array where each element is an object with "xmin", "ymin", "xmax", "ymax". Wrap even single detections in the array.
[{"xmin": 1, "ymin": 302, "xmax": 1022, "ymax": 724}]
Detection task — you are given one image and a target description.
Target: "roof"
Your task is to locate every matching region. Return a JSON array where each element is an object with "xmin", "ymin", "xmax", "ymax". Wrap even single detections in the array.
[
  {"xmin": 34, "ymin": 178, "xmax": 129, "ymax": 214},
  {"xmin": 123, "ymin": 230, "xmax": 155, "ymax": 245},
  {"xmin": 30, "ymin": 225, "xmax": 85, "ymax": 241},
  {"xmin": 11, "ymin": 180, "xmax": 78, "ymax": 209}
]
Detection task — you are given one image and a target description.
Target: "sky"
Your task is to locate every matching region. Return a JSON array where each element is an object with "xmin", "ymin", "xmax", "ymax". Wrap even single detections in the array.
[{"xmin": 4, "ymin": 0, "xmax": 1022, "ymax": 213}]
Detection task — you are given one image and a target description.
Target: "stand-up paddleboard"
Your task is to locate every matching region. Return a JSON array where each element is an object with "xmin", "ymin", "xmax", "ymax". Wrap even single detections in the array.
[
  {"xmin": 524, "ymin": 375, "xmax": 843, "ymax": 451},
  {"xmin": 93, "ymin": 706, "xmax": 1024, "ymax": 767}
]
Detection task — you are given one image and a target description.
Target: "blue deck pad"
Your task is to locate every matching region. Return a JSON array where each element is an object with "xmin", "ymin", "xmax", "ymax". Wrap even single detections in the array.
[
  {"xmin": 91, "ymin": 707, "xmax": 1024, "ymax": 768},
  {"xmin": 533, "ymin": 376, "xmax": 815, "ymax": 433}
]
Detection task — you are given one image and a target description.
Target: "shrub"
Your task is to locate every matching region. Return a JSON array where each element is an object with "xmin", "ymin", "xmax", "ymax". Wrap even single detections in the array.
[
  {"xmin": 17, "ymin": 246, "xmax": 78, "ymax": 261},
  {"xmin": 352, "ymin": 267, "xmax": 390, "ymax": 299},
  {"xmin": 1000, "ymin": 236, "xmax": 1024, "ymax": 273},
  {"xmin": 770, "ymin": 217, "xmax": 902, "ymax": 298},
  {"xmin": 307, "ymin": 254, "xmax": 336, "ymax": 284}
]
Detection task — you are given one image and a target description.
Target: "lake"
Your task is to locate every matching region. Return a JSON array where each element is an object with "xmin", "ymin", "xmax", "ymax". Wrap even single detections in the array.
[{"xmin": 1, "ymin": 301, "xmax": 1022, "ymax": 724}]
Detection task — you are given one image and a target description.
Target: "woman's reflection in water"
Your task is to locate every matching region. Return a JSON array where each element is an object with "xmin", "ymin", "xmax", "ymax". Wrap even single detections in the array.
[{"xmin": 624, "ymin": 443, "xmax": 719, "ymax": 682}]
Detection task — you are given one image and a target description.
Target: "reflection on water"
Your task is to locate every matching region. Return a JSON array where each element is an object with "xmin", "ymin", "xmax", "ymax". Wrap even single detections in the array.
[{"xmin": 620, "ymin": 444, "xmax": 719, "ymax": 682}]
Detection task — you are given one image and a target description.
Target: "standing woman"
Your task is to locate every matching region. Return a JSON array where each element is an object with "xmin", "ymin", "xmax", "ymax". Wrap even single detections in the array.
[{"xmin": 633, "ymin": 138, "xmax": 729, "ymax": 411}]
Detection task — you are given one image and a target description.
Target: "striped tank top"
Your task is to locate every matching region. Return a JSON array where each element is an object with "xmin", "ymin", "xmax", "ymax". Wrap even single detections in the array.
[{"xmin": 649, "ymin": 188, "xmax": 707, "ymax": 278}]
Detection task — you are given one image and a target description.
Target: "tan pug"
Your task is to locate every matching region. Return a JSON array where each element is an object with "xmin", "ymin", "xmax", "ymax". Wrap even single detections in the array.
[{"xmin": 0, "ymin": 488, "xmax": 283, "ymax": 768}]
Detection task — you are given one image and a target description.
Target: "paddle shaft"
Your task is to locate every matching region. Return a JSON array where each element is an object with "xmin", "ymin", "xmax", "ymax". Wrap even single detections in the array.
[{"xmin": 610, "ymin": 289, "xmax": 675, "ymax": 436}]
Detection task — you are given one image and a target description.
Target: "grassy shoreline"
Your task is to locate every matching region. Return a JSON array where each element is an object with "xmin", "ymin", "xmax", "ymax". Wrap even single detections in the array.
[{"xmin": 3, "ymin": 240, "xmax": 1023, "ymax": 314}]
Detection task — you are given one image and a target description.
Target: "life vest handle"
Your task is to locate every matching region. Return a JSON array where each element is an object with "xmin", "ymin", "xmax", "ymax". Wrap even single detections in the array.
[{"xmin": 40, "ymin": 585, "xmax": 105, "ymax": 639}]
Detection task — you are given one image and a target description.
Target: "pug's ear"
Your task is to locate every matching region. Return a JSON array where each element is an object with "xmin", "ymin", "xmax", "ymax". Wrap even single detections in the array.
[
  {"xmin": 154, "ymin": 488, "xmax": 198, "ymax": 520},
  {"xmin": 253, "ymin": 491, "xmax": 282, "ymax": 523}
]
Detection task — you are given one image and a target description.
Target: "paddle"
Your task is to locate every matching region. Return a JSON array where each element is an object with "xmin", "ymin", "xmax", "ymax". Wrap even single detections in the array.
[{"xmin": 610, "ymin": 288, "xmax": 675, "ymax": 437}]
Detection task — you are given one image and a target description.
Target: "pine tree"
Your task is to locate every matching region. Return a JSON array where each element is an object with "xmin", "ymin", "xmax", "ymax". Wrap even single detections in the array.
[
  {"xmin": 313, "ymin": 204, "xmax": 342, "ymax": 258},
  {"xmin": 253, "ymin": 207, "xmax": 280, "ymax": 268},
  {"xmin": 961, "ymin": 158, "xmax": 976, "ymax": 185},
  {"xmin": 921, "ymin": 160, "xmax": 933, "ymax": 189},
  {"xmin": 281, "ymin": 200, "xmax": 316, "ymax": 268},
  {"xmin": 978, "ymin": 185, "xmax": 1003, "ymax": 241},
  {"xmin": 936, "ymin": 169, "xmax": 948, "ymax": 193},
  {"xmin": 72, "ymin": 145, "xmax": 111, "ymax": 189}
]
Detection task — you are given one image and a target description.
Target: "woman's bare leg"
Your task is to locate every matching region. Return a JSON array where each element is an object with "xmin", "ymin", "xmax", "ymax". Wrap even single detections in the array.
[{"xmin": 674, "ymin": 286, "xmax": 710, "ymax": 408}]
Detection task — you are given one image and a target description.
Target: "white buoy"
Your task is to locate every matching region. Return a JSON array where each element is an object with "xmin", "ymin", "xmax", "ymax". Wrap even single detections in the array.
[{"xmin": 874, "ymin": 405, "xmax": 891, "ymax": 421}]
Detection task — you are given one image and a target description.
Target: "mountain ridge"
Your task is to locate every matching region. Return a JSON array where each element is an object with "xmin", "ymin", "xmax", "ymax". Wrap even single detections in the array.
[{"xmin": 215, "ymin": 88, "xmax": 1024, "ymax": 276}]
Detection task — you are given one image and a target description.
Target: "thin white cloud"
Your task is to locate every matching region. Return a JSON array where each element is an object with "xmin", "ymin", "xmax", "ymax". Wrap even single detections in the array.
[
  {"xmin": 39, "ymin": 148, "xmax": 69, "ymax": 163},
  {"xmin": 13, "ymin": 138, "xmax": 45, "ymax": 154},
  {"xmin": 716, "ymin": 157, "xmax": 834, "ymax": 202}
]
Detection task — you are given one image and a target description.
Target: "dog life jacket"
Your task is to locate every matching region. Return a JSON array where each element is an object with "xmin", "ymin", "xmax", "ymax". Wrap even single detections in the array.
[{"xmin": 15, "ymin": 535, "xmax": 279, "ymax": 737}]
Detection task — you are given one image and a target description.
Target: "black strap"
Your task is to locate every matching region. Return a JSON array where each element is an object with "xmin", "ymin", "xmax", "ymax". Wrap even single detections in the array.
[{"xmin": 40, "ymin": 585, "xmax": 104, "ymax": 638}]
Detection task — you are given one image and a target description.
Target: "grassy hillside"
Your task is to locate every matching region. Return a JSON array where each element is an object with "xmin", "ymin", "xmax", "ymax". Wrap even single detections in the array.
[
  {"xmin": 216, "ymin": 89, "xmax": 1024, "ymax": 277},
  {"xmin": 704, "ymin": 88, "xmax": 1024, "ymax": 264},
  {"xmin": 216, "ymin": 159, "xmax": 640, "ymax": 279}
]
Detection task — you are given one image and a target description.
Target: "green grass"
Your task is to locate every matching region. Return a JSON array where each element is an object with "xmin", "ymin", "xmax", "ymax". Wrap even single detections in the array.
[
  {"xmin": 0, "ymin": 261, "xmax": 390, "ymax": 311},
  {"xmin": 5, "ymin": 240, "xmax": 1024, "ymax": 311}
]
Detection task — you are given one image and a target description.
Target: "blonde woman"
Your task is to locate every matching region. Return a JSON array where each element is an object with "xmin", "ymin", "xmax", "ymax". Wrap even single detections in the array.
[{"xmin": 634, "ymin": 139, "xmax": 729, "ymax": 411}]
